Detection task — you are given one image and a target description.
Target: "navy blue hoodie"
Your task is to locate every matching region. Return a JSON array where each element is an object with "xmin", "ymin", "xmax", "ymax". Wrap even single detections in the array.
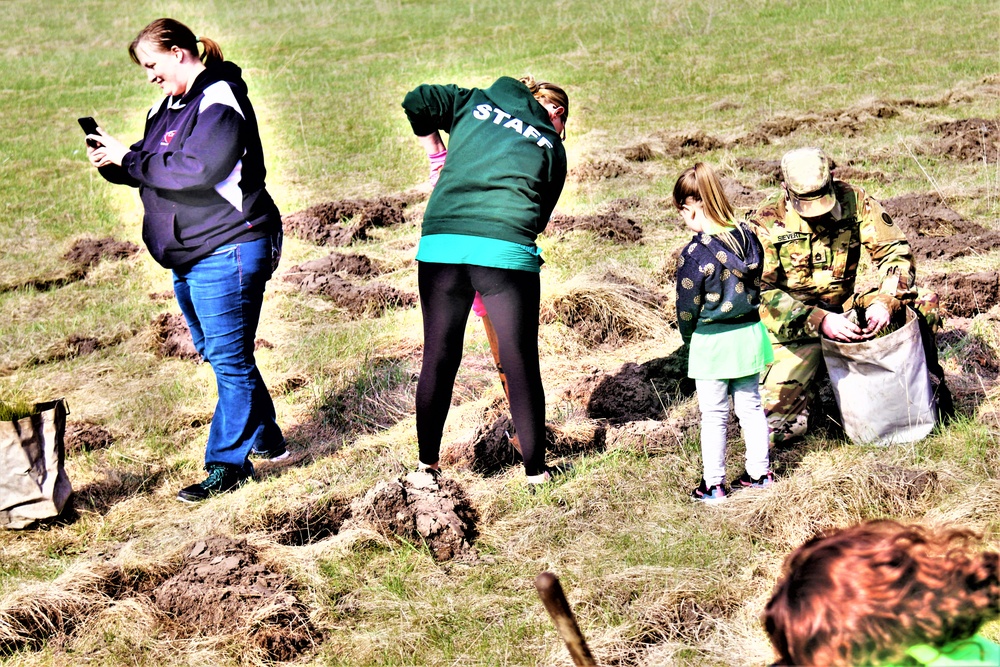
[{"xmin": 99, "ymin": 62, "xmax": 280, "ymax": 269}]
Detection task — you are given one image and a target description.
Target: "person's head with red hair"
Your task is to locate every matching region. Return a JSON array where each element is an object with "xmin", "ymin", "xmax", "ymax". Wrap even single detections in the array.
[{"xmin": 764, "ymin": 520, "xmax": 1000, "ymax": 666}]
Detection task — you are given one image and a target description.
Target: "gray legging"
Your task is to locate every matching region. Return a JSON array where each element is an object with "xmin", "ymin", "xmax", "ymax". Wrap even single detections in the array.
[{"xmin": 416, "ymin": 261, "xmax": 546, "ymax": 475}]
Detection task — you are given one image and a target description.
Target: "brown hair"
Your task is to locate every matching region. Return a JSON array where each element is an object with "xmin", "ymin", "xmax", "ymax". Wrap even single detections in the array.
[
  {"xmin": 520, "ymin": 75, "xmax": 569, "ymax": 123},
  {"xmin": 128, "ymin": 18, "xmax": 224, "ymax": 68},
  {"xmin": 764, "ymin": 520, "xmax": 1000, "ymax": 666}
]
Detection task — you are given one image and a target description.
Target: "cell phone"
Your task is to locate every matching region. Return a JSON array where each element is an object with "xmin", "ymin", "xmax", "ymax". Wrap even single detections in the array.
[{"xmin": 77, "ymin": 116, "xmax": 102, "ymax": 148}]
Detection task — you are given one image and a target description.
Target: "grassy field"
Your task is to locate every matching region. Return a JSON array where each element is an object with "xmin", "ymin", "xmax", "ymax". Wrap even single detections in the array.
[{"xmin": 0, "ymin": 0, "xmax": 998, "ymax": 665}]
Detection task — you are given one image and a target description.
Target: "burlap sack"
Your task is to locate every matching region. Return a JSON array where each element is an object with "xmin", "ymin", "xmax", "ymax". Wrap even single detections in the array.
[
  {"xmin": 821, "ymin": 307, "xmax": 936, "ymax": 445},
  {"xmin": 0, "ymin": 399, "xmax": 72, "ymax": 528}
]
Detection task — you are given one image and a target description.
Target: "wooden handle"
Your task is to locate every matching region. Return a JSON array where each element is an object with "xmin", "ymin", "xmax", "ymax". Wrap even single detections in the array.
[
  {"xmin": 481, "ymin": 312, "xmax": 522, "ymax": 455},
  {"xmin": 535, "ymin": 571, "xmax": 598, "ymax": 666}
]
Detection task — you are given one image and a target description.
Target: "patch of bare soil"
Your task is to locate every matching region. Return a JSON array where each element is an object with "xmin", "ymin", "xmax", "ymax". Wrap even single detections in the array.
[
  {"xmin": 720, "ymin": 176, "xmax": 766, "ymax": 210},
  {"xmin": 618, "ymin": 143, "xmax": 656, "ymax": 162},
  {"xmin": 562, "ymin": 351, "xmax": 694, "ymax": 424},
  {"xmin": 65, "ymin": 421, "xmax": 114, "ymax": 455},
  {"xmin": 936, "ymin": 317, "xmax": 1000, "ymax": 414},
  {"xmin": 735, "ymin": 157, "xmax": 889, "ymax": 189},
  {"xmin": 751, "ymin": 101, "xmax": 899, "ymax": 140},
  {"xmin": 347, "ymin": 471, "xmax": 478, "ymax": 561},
  {"xmin": 922, "ymin": 271, "xmax": 1000, "ymax": 319},
  {"xmin": 153, "ymin": 537, "xmax": 317, "ymax": 661},
  {"xmin": 282, "ymin": 263, "xmax": 416, "ymax": 318},
  {"xmin": 283, "ymin": 193, "xmax": 422, "ymax": 246},
  {"xmin": 548, "ymin": 212, "xmax": 643, "ymax": 243},
  {"xmin": 734, "ymin": 157, "xmax": 782, "ymax": 185},
  {"xmin": 883, "ymin": 193, "xmax": 1000, "ymax": 261},
  {"xmin": 442, "ymin": 398, "xmax": 606, "ymax": 474},
  {"xmin": 570, "ymin": 157, "xmax": 633, "ymax": 182},
  {"xmin": 544, "ymin": 274, "xmax": 669, "ymax": 346},
  {"xmin": 287, "ymin": 252, "xmax": 389, "ymax": 280},
  {"xmin": 930, "ymin": 118, "xmax": 1000, "ymax": 163},
  {"xmin": 656, "ymin": 131, "xmax": 725, "ymax": 159},
  {"xmin": 151, "ymin": 313, "xmax": 200, "ymax": 360},
  {"xmin": 63, "ymin": 237, "xmax": 141, "ymax": 273},
  {"xmin": 148, "ymin": 290, "xmax": 174, "ymax": 302}
]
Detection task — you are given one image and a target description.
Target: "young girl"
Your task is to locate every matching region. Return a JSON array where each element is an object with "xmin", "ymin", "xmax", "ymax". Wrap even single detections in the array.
[
  {"xmin": 673, "ymin": 163, "xmax": 774, "ymax": 503},
  {"xmin": 764, "ymin": 520, "xmax": 1000, "ymax": 666}
]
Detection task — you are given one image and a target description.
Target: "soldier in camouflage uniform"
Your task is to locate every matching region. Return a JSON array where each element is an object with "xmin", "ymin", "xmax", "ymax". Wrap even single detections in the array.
[{"xmin": 748, "ymin": 147, "xmax": 944, "ymax": 445}]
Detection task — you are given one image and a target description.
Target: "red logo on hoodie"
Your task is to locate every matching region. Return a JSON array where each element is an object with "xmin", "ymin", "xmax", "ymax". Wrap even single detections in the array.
[{"xmin": 160, "ymin": 130, "xmax": 177, "ymax": 147}]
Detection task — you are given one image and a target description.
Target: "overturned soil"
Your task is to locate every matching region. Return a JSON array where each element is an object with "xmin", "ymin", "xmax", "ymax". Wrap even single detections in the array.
[
  {"xmin": 562, "ymin": 351, "xmax": 694, "ymax": 424},
  {"xmin": 720, "ymin": 177, "xmax": 766, "ymax": 210},
  {"xmin": 348, "ymin": 471, "xmax": 478, "ymax": 561},
  {"xmin": 442, "ymin": 399, "xmax": 606, "ymax": 475},
  {"xmin": 286, "ymin": 252, "xmax": 389, "ymax": 279},
  {"xmin": 282, "ymin": 264, "xmax": 416, "ymax": 318},
  {"xmin": 570, "ymin": 157, "xmax": 633, "ymax": 182},
  {"xmin": 655, "ymin": 131, "xmax": 725, "ymax": 159},
  {"xmin": 153, "ymin": 536, "xmax": 317, "ymax": 661},
  {"xmin": 734, "ymin": 158, "xmax": 782, "ymax": 185},
  {"xmin": 283, "ymin": 194, "xmax": 422, "ymax": 246},
  {"xmin": 930, "ymin": 117, "xmax": 1000, "ymax": 163},
  {"xmin": 883, "ymin": 192, "xmax": 1000, "ymax": 261},
  {"xmin": 64, "ymin": 421, "xmax": 115, "ymax": 455},
  {"xmin": 63, "ymin": 237, "xmax": 141, "ymax": 273},
  {"xmin": 619, "ymin": 142, "xmax": 656, "ymax": 162},
  {"xmin": 267, "ymin": 499, "xmax": 353, "ymax": 546},
  {"xmin": 151, "ymin": 313, "xmax": 200, "ymax": 360},
  {"xmin": 922, "ymin": 271, "xmax": 1000, "ymax": 318},
  {"xmin": 548, "ymin": 212, "xmax": 643, "ymax": 243}
]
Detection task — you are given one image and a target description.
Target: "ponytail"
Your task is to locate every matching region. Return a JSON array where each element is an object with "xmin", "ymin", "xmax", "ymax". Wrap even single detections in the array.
[{"xmin": 129, "ymin": 18, "xmax": 224, "ymax": 67}]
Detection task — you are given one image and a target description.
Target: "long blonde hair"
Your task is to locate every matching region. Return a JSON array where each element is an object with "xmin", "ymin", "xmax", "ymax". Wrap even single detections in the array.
[{"xmin": 672, "ymin": 162, "xmax": 745, "ymax": 255}]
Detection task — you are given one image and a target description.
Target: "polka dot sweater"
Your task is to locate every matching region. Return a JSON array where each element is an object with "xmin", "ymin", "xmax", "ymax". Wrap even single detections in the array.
[{"xmin": 675, "ymin": 222, "xmax": 765, "ymax": 344}]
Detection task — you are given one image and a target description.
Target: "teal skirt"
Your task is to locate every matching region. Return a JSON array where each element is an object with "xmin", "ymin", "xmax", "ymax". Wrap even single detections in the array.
[{"xmin": 688, "ymin": 320, "xmax": 774, "ymax": 380}]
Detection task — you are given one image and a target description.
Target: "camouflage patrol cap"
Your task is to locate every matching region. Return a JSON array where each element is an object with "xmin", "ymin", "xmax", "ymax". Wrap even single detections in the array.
[{"xmin": 781, "ymin": 147, "xmax": 836, "ymax": 218}]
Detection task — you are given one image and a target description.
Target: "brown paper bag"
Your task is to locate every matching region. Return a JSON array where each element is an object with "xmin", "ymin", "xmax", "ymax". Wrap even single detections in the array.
[{"xmin": 0, "ymin": 399, "xmax": 73, "ymax": 528}]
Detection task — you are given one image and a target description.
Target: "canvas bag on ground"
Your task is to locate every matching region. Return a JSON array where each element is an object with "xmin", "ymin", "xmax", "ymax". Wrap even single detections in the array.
[
  {"xmin": 821, "ymin": 307, "xmax": 936, "ymax": 445},
  {"xmin": 0, "ymin": 399, "xmax": 72, "ymax": 528}
]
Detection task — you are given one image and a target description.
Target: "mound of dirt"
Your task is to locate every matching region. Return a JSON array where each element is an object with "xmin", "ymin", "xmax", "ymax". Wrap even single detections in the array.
[
  {"xmin": 883, "ymin": 192, "xmax": 1000, "ymax": 261},
  {"xmin": 832, "ymin": 164, "xmax": 890, "ymax": 184},
  {"xmin": 930, "ymin": 118, "xmax": 999, "ymax": 163},
  {"xmin": 752, "ymin": 102, "xmax": 899, "ymax": 141},
  {"xmin": 347, "ymin": 471, "xmax": 478, "ymax": 561},
  {"xmin": 570, "ymin": 158, "xmax": 632, "ymax": 182},
  {"xmin": 442, "ymin": 397, "xmax": 606, "ymax": 475},
  {"xmin": 657, "ymin": 131, "xmax": 725, "ymax": 159},
  {"xmin": 547, "ymin": 212, "xmax": 643, "ymax": 243},
  {"xmin": 148, "ymin": 290, "xmax": 174, "ymax": 302},
  {"xmin": 65, "ymin": 421, "xmax": 114, "ymax": 455},
  {"xmin": 282, "ymin": 269, "xmax": 415, "ymax": 318},
  {"xmin": 562, "ymin": 352, "xmax": 694, "ymax": 423},
  {"xmin": 287, "ymin": 252, "xmax": 388, "ymax": 279},
  {"xmin": 734, "ymin": 157, "xmax": 782, "ymax": 185},
  {"xmin": 63, "ymin": 237, "xmax": 141, "ymax": 273},
  {"xmin": 720, "ymin": 176, "xmax": 766, "ymax": 210},
  {"xmin": 151, "ymin": 313, "xmax": 200, "ymax": 360},
  {"xmin": 922, "ymin": 271, "xmax": 1000, "ymax": 318},
  {"xmin": 153, "ymin": 537, "xmax": 317, "ymax": 661},
  {"xmin": 63, "ymin": 334, "xmax": 103, "ymax": 358},
  {"xmin": 283, "ymin": 194, "xmax": 419, "ymax": 246},
  {"xmin": 619, "ymin": 143, "xmax": 656, "ymax": 162}
]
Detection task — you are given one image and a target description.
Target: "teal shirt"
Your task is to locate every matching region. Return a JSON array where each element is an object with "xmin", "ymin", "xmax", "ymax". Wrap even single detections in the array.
[
  {"xmin": 416, "ymin": 234, "xmax": 542, "ymax": 273},
  {"xmin": 896, "ymin": 635, "xmax": 1000, "ymax": 666},
  {"xmin": 688, "ymin": 320, "xmax": 774, "ymax": 380}
]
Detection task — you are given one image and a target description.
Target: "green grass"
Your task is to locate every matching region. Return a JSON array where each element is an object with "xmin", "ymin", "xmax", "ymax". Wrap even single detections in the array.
[{"xmin": 0, "ymin": 0, "xmax": 998, "ymax": 665}]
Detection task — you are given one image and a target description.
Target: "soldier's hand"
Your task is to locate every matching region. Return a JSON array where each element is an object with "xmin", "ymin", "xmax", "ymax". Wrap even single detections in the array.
[
  {"xmin": 863, "ymin": 302, "xmax": 891, "ymax": 335},
  {"xmin": 820, "ymin": 312, "xmax": 865, "ymax": 342}
]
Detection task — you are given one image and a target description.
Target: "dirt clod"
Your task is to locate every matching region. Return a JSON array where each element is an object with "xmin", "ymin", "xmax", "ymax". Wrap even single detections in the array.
[
  {"xmin": 64, "ymin": 421, "xmax": 114, "ymax": 455},
  {"xmin": 922, "ymin": 271, "xmax": 1000, "ymax": 318},
  {"xmin": 548, "ymin": 212, "xmax": 643, "ymax": 243},
  {"xmin": 930, "ymin": 117, "xmax": 1000, "ymax": 163},
  {"xmin": 657, "ymin": 131, "xmax": 725, "ymax": 158},
  {"xmin": 282, "ymin": 264, "xmax": 415, "ymax": 318},
  {"xmin": 283, "ymin": 195, "xmax": 418, "ymax": 246},
  {"xmin": 348, "ymin": 472, "xmax": 478, "ymax": 561},
  {"xmin": 570, "ymin": 158, "xmax": 632, "ymax": 182},
  {"xmin": 153, "ymin": 536, "xmax": 317, "ymax": 661},
  {"xmin": 63, "ymin": 237, "xmax": 141, "ymax": 273},
  {"xmin": 883, "ymin": 193, "xmax": 1000, "ymax": 261},
  {"xmin": 151, "ymin": 313, "xmax": 200, "ymax": 360}
]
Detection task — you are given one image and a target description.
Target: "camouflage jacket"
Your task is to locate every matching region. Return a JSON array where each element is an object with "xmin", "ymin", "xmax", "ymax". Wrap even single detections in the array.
[{"xmin": 748, "ymin": 181, "xmax": 916, "ymax": 342}]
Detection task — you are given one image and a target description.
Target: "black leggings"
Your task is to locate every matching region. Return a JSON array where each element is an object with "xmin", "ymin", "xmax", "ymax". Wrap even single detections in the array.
[{"xmin": 416, "ymin": 262, "xmax": 547, "ymax": 475}]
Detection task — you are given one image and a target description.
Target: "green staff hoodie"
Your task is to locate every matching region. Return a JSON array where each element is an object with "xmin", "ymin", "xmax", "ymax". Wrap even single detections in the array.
[{"xmin": 402, "ymin": 77, "xmax": 567, "ymax": 247}]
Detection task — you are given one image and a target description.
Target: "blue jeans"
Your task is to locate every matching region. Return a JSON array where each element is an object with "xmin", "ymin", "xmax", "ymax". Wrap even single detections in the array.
[{"xmin": 173, "ymin": 234, "xmax": 283, "ymax": 468}]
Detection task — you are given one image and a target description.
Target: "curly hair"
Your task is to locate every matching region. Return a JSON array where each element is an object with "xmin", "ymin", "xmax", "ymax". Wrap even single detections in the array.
[{"xmin": 763, "ymin": 520, "xmax": 1000, "ymax": 666}]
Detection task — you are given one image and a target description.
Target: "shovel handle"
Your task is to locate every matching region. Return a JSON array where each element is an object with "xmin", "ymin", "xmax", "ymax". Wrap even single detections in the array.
[
  {"xmin": 535, "ymin": 571, "xmax": 598, "ymax": 666},
  {"xmin": 481, "ymin": 311, "xmax": 522, "ymax": 456}
]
